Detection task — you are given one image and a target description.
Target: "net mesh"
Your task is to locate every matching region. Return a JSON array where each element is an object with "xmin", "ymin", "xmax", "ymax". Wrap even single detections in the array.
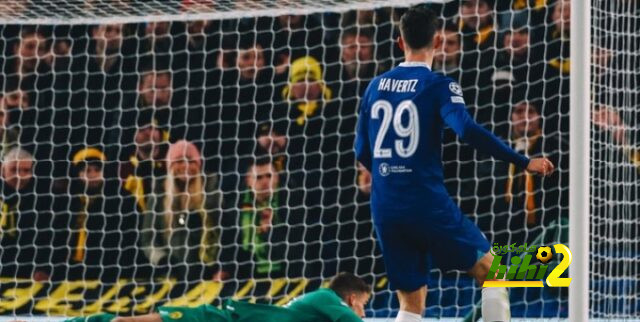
[
  {"xmin": 0, "ymin": 0, "xmax": 635, "ymax": 320},
  {"xmin": 0, "ymin": 0, "xmax": 430, "ymax": 24},
  {"xmin": 590, "ymin": 0, "xmax": 640, "ymax": 318}
]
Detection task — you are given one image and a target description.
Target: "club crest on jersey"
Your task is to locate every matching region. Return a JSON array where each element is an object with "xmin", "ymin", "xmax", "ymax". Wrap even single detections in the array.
[
  {"xmin": 379, "ymin": 162, "xmax": 390, "ymax": 176},
  {"xmin": 449, "ymin": 82, "xmax": 463, "ymax": 96},
  {"xmin": 168, "ymin": 311, "xmax": 183, "ymax": 319}
]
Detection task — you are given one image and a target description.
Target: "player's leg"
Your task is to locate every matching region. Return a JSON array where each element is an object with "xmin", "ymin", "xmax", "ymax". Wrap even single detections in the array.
[
  {"xmin": 396, "ymin": 286, "xmax": 427, "ymax": 322},
  {"xmin": 428, "ymin": 212, "xmax": 510, "ymax": 322},
  {"xmin": 372, "ymin": 218, "xmax": 430, "ymax": 322},
  {"xmin": 468, "ymin": 252, "xmax": 510, "ymax": 322}
]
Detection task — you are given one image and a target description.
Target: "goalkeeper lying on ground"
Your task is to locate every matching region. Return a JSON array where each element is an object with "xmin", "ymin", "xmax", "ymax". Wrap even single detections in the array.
[{"xmin": 66, "ymin": 273, "xmax": 371, "ymax": 322}]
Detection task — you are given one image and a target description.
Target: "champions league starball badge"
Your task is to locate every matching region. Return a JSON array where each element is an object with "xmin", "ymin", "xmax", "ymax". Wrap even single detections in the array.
[{"xmin": 449, "ymin": 82, "xmax": 463, "ymax": 96}]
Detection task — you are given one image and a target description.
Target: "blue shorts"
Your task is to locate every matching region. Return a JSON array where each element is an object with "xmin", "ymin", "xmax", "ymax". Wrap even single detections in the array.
[{"xmin": 373, "ymin": 206, "xmax": 490, "ymax": 291}]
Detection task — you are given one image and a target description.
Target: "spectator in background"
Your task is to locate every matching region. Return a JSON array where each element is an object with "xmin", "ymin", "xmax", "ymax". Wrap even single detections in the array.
[
  {"xmin": 6, "ymin": 26, "xmax": 72, "ymax": 195},
  {"xmin": 173, "ymin": 19, "xmax": 220, "ymax": 122},
  {"xmin": 183, "ymin": 20, "xmax": 216, "ymax": 54},
  {"xmin": 496, "ymin": 24, "xmax": 534, "ymax": 83},
  {"xmin": 459, "ymin": 0, "xmax": 497, "ymax": 51},
  {"xmin": 140, "ymin": 20, "xmax": 220, "ymax": 144},
  {"xmin": 542, "ymin": 0, "xmax": 570, "ymax": 135},
  {"xmin": 120, "ymin": 69, "xmax": 178, "ymax": 152},
  {"xmin": 490, "ymin": 99, "xmax": 567, "ymax": 246},
  {"xmin": 6, "ymin": 27, "xmax": 53, "ymax": 152},
  {"xmin": 279, "ymin": 55, "xmax": 350, "ymax": 278},
  {"xmin": 213, "ymin": 34, "xmax": 274, "ymax": 193},
  {"xmin": 140, "ymin": 20, "xmax": 173, "ymax": 61},
  {"xmin": 172, "ymin": 20, "xmax": 222, "ymax": 169},
  {"xmin": 0, "ymin": 92, "xmax": 22, "ymax": 156},
  {"xmin": 433, "ymin": 21, "xmax": 462, "ymax": 79},
  {"xmin": 280, "ymin": 56, "xmax": 333, "ymax": 133},
  {"xmin": 217, "ymin": 33, "xmax": 272, "ymax": 106},
  {"xmin": 70, "ymin": 23, "xmax": 138, "ymax": 160},
  {"xmin": 591, "ymin": 105, "xmax": 640, "ymax": 174},
  {"xmin": 341, "ymin": 9, "xmax": 379, "ymax": 28},
  {"xmin": 253, "ymin": 121, "xmax": 307, "ymax": 193},
  {"xmin": 269, "ymin": 15, "xmax": 324, "ymax": 78},
  {"xmin": 339, "ymin": 8, "xmax": 401, "ymax": 68},
  {"xmin": 496, "ymin": 0, "xmax": 551, "ymax": 36},
  {"xmin": 592, "ymin": 106, "xmax": 631, "ymax": 150},
  {"xmin": 133, "ymin": 63, "xmax": 204, "ymax": 147},
  {"xmin": 62, "ymin": 148, "xmax": 141, "ymax": 281},
  {"xmin": 141, "ymin": 140, "xmax": 223, "ymax": 281},
  {"xmin": 7, "ymin": 26, "xmax": 76, "ymax": 196},
  {"xmin": 340, "ymin": 28, "xmax": 377, "ymax": 82},
  {"xmin": 256, "ymin": 122, "xmax": 288, "ymax": 173},
  {"xmin": 326, "ymin": 27, "xmax": 378, "ymax": 98},
  {"xmin": 324, "ymin": 27, "xmax": 376, "ymax": 194},
  {"xmin": 495, "ymin": 19, "xmax": 545, "ymax": 97},
  {"xmin": 219, "ymin": 156, "xmax": 303, "ymax": 280},
  {"xmin": 49, "ymin": 25, "xmax": 73, "ymax": 66},
  {"xmin": 0, "ymin": 148, "xmax": 52, "ymax": 280},
  {"xmin": 86, "ymin": 24, "xmax": 128, "ymax": 74},
  {"xmin": 122, "ymin": 121, "xmax": 169, "ymax": 212},
  {"xmin": 485, "ymin": 21, "xmax": 544, "ymax": 137},
  {"xmin": 458, "ymin": 0, "xmax": 498, "ymax": 109},
  {"xmin": 278, "ymin": 55, "xmax": 337, "ymax": 198},
  {"xmin": 0, "ymin": 84, "xmax": 30, "ymax": 112},
  {"xmin": 137, "ymin": 69, "xmax": 173, "ymax": 127},
  {"xmin": 339, "ymin": 164, "xmax": 384, "ymax": 277},
  {"xmin": 8, "ymin": 26, "xmax": 49, "ymax": 80}
]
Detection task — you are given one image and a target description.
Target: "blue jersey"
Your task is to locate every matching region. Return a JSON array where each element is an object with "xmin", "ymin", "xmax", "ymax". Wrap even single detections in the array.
[{"xmin": 355, "ymin": 62, "xmax": 530, "ymax": 220}]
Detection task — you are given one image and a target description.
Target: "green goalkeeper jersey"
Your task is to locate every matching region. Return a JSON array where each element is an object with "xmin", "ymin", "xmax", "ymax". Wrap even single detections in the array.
[
  {"xmin": 65, "ymin": 288, "xmax": 362, "ymax": 322},
  {"xmin": 286, "ymin": 288, "xmax": 363, "ymax": 322},
  {"xmin": 159, "ymin": 300, "xmax": 315, "ymax": 322}
]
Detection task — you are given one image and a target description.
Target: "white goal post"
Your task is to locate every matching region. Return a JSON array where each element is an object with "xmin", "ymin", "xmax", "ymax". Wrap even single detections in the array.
[{"xmin": 568, "ymin": 0, "xmax": 589, "ymax": 320}]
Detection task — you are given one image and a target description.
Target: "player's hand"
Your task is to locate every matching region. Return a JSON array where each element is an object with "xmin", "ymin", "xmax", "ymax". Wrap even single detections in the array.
[{"xmin": 527, "ymin": 158, "xmax": 554, "ymax": 176}]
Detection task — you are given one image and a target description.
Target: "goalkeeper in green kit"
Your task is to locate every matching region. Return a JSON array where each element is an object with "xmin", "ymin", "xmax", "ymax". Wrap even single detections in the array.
[{"xmin": 66, "ymin": 273, "xmax": 371, "ymax": 322}]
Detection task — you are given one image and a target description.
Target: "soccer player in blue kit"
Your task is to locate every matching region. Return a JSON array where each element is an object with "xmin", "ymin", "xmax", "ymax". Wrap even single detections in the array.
[{"xmin": 355, "ymin": 6, "xmax": 554, "ymax": 322}]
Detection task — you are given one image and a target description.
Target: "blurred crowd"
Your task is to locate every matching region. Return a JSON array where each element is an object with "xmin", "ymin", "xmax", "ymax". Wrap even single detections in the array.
[{"xmin": 0, "ymin": 0, "xmax": 634, "ymax": 284}]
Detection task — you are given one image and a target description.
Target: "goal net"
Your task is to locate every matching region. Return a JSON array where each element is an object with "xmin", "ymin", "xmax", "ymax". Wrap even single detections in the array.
[
  {"xmin": 590, "ymin": 0, "xmax": 640, "ymax": 319},
  {"xmin": 0, "ymin": 0, "xmax": 635, "ymax": 320}
]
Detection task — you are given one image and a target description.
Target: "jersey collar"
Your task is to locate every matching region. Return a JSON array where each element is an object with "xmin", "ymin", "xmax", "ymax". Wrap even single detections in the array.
[{"xmin": 399, "ymin": 61, "xmax": 432, "ymax": 69}]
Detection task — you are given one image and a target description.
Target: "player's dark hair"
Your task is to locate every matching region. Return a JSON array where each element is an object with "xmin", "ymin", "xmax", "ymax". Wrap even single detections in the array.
[
  {"xmin": 400, "ymin": 6, "xmax": 439, "ymax": 50},
  {"xmin": 329, "ymin": 272, "xmax": 371, "ymax": 299}
]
